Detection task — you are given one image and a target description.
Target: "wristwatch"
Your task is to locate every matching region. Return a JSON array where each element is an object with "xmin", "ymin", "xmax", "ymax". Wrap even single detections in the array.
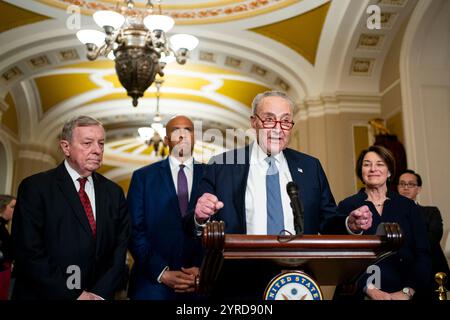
[{"xmin": 402, "ymin": 287, "xmax": 413, "ymax": 298}]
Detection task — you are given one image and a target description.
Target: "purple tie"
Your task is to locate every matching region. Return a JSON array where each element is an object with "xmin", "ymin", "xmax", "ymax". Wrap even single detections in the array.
[{"xmin": 177, "ymin": 164, "xmax": 189, "ymax": 217}]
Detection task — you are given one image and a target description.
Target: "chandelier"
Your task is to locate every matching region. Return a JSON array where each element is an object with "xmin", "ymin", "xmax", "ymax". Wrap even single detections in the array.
[
  {"xmin": 76, "ymin": 0, "xmax": 199, "ymax": 106},
  {"xmin": 138, "ymin": 77, "xmax": 167, "ymax": 156}
]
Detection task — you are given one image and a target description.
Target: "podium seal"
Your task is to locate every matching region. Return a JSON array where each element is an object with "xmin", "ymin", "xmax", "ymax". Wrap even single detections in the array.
[{"xmin": 264, "ymin": 271, "xmax": 323, "ymax": 300}]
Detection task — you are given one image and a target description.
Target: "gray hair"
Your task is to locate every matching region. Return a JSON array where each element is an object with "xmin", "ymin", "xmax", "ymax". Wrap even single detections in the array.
[
  {"xmin": 0, "ymin": 194, "xmax": 15, "ymax": 213},
  {"xmin": 251, "ymin": 90, "xmax": 295, "ymax": 115},
  {"xmin": 60, "ymin": 115, "xmax": 103, "ymax": 142}
]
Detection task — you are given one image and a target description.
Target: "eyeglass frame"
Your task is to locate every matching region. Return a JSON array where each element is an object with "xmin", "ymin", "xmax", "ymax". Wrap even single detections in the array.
[
  {"xmin": 252, "ymin": 113, "xmax": 295, "ymax": 130},
  {"xmin": 398, "ymin": 182, "xmax": 418, "ymax": 188}
]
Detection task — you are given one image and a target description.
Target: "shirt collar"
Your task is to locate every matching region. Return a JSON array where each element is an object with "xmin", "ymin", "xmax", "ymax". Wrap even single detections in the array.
[
  {"xmin": 169, "ymin": 156, "xmax": 194, "ymax": 171},
  {"xmin": 64, "ymin": 160, "xmax": 93, "ymax": 185},
  {"xmin": 251, "ymin": 141, "xmax": 284, "ymax": 165}
]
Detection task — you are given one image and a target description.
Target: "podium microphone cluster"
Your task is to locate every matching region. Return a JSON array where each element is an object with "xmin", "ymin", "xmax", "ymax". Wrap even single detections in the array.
[{"xmin": 286, "ymin": 182, "xmax": 304, "ymax": 235}]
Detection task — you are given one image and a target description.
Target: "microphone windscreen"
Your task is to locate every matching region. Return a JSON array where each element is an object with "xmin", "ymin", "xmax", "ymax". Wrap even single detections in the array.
[{"xmin": 286, "ymin": 181, "xmax": 298, "ymax": 194}]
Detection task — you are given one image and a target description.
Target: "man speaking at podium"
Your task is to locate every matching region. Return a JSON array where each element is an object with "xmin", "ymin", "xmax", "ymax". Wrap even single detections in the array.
[
  {"xmin": 191, "ymin": 91, "xmax": 343, "ymax": 299},
  {"xmin": 194, "ymin": 90, "xmax": 339, "ymax": 237}
]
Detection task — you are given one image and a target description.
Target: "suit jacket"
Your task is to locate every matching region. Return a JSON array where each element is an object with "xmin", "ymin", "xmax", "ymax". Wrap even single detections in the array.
[
  {"xmin": 189, "ymin": 145, "xmax": 339, "ymax": 235},
  {"xmin": 11, "ymin": 163, "xmax": 130, "ymax": 300},
  {"xmin": 127, "ymin": 158, "xmax": 205, "ymax": 300},
  {"xmin": 183, "ymin": 145, "xmax": 340, "ymax": 299},
  {"xmin": 418, "ymin": 205, "xmax": 450, "ymax": 276}
]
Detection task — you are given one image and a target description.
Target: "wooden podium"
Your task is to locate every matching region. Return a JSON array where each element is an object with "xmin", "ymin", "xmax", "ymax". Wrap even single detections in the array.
[{"xmin": 195, "ymin": 221, "xmax": 403, "ymax": 299}]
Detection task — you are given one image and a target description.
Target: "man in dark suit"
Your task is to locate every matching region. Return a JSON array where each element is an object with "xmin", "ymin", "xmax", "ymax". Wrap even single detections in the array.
[
  {"xmin": 191, "ymin": 91, "xmax": 348, "ymax": 299},
  {"xmin": 11, "ymin": 115, "xmax": 130, "ymax": 300},
  {"xmin": 398, "ymin": 170, "xmax": 450, "ymax": 278},
  {"xmin": 194, "ymin": 91, "xmax": 339, "ymax": 235},
  {"xmin": 127, "ymin": 115, "xmax": 204, "ymax": 300}
]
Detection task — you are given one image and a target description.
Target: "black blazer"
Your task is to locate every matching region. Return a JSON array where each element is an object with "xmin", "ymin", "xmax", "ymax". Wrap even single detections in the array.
[
  {"xmin": 337, "ymin": 190, "xmax": 432, "ymax": 298},
  {"xmin": 418, "ymin": 205, "xmax": 450, "ymax": 276},
  {"xmin": 11, "ymin": 163, "xmax": 130, "ymax": 300}
]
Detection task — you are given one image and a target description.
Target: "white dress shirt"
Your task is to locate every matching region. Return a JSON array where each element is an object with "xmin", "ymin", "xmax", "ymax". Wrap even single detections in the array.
[
  {"xmin": 168, "ymin": 156, "xmax": 194, "ymax": 198},
  {"xmin": 64, "ymin": 160, "xmax": 96, "ymax": 219},
  {"xmin": 245, "ymin": 142, "xmax": 295, "ymax": 235}
]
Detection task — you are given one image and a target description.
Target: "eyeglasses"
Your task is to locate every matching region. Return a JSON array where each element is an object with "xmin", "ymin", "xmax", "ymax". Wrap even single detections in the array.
[
  {"xmin": 253, "ymin": 114, "xmax": 295, "ymax": 130},
  {"xmin": 398, "ymin": 182, "xmax": 418, "ymax": 188}
]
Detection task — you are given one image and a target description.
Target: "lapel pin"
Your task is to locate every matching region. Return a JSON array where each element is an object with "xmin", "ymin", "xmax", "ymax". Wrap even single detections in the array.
[{"xmin": 298, "ymin": 168, "xmax": 303, "ymax": 173}]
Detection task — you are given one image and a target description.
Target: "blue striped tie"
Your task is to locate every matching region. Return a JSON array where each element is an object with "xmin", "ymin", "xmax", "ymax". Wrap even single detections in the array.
[{"xmin": 265, "ymin": 156, "xmax": 284, "ymax": 235}]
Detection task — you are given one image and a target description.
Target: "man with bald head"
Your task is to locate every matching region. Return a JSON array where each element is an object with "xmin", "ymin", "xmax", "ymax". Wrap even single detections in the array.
[{"xmin": 127, "ymin": 115, "xmax": 205, "ymax": 300}]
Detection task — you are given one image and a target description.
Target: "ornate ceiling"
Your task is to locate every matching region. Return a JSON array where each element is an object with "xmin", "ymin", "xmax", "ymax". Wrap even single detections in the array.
[{"xmin": 0, "ymin": 0, "xmax": 417, "ymax": 190}]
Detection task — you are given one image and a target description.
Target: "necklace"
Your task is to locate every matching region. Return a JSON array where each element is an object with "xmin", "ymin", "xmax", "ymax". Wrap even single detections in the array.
[
  {"xmin": 374, "ymin": 203, "xmax": 384, "ymax": 207},
  {"xmin": 367, "ymin": 196, "xmax": 385, "ymax": 207}
]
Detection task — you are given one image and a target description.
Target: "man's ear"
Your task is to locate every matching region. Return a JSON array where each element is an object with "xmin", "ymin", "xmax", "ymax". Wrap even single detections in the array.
[
  {"xmin": 60, "ymin": 140, "xmax": 70, "ymax": 157},
  {"xmin": 250, "ymin": 115, "xmax": 257, "ymax": 129},
  {"xmin": 388, "ymin": 172, "xmax": 391, "ymax": 178},
  {"xmin": 163, "ymin": 135, "xmax": 169, "ymax": 146}
]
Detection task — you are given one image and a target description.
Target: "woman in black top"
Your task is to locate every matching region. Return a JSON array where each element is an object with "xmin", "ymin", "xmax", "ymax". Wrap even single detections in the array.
[{"xmin": 337, "ymin": 146, "xmax": 431, "ymax": 300}]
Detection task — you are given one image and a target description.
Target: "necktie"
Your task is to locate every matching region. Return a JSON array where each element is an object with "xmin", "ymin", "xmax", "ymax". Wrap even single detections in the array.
[
  {"xmin": 177, "ymin": 164, "xmax": 189, "ymax": 217},
  {"xmin": 78, "ymin": 177, "xmax": 96, "ymax": 236},
  {"xmin": 265, "ymin": 156, "xmax": 284, "ymax": 235}
]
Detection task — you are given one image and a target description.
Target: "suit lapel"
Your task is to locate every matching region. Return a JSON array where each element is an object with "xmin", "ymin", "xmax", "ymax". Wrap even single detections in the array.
[
  {"xmin": 284, "ymin": 149, "xmax": 304, "ymax": 188},
  {"xmin": 232, "ymin": 145, "xmax": 251, "ymax": 233},
  {"xmin": 159, "ymin": 158, "xmax": 179, "ymax": 212},
  {"xmin": 56, "ymin": 163, "xmax": 93, "ymax": 237},
  {"xmin": 93, "ymin": 172, "xmax": 105, "ymax": 250}
]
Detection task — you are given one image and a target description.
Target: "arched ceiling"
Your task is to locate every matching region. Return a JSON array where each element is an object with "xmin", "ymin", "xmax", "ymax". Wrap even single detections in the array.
[{"xmin": 0, "ymin": 0, "xmax": 418, "ymax": 184}]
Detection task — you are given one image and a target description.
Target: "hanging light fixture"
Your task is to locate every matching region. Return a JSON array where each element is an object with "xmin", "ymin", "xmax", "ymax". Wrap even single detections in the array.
[
  {"xmin": 150, "ymin": 77, "xmax": 165, "ymax": 133},
  {"xmin": 138, "ymin": 78, "xmax": 166, "ymax": 151},
  {"xmin": 76, "ymin": 0, "xmax": 199, "ymax": 107}
]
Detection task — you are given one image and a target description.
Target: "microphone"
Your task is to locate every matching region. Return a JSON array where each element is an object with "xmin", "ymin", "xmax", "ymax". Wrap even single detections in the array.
[{"xmin": 286, "ymin": 181, "xmax": 304, "ymax": 235}]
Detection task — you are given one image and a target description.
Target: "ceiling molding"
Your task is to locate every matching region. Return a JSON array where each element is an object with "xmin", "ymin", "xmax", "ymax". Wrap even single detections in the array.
[{"xmin": 297, "ymin": 92, "xmax": 381, "ymax": 119}]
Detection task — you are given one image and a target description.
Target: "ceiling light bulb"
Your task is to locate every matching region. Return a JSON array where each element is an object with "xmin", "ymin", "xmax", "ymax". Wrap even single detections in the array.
[
  {"xmin": 143, "ymin": 14, "xmax": 175, "ymax": 32},
  {"xmin": 170, "ymin": 34, "xmax": 199, "ymax": 51},
  {"xmin": 138, "ymin": 127, "xmax": 154, "ymax": 140},
  {"xmin": 151, "ymin": 122, "xmax": 166, "ymax": 136},
  {"xmin": 76, "ymin": 29, "xmax": 106, "ymax": 46},
  {"xmin": 93, "ymin": 10, "xmax": 125, "ymax": 30}
]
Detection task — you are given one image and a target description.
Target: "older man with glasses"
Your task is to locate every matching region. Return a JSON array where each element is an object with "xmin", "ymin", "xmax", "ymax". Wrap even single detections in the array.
[
  {"xmin": 193, "ymin": 90, "xmax": 341, "ymax": 236},
  {"xmin": 187, "ymin": 90, "xmax": 347, "ymax": 299},
  {"xmin": 398, "ymin": 170, "xmax": 450, "ymax": 291}
]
